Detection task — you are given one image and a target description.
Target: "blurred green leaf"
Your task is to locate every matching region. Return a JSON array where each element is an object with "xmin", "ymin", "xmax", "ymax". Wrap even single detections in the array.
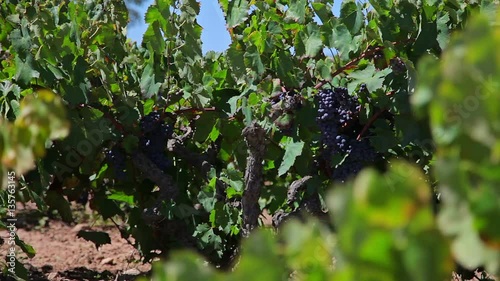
[{"xmin": 328, "ymin": 161, "xmax": 452, "ymax": 280}]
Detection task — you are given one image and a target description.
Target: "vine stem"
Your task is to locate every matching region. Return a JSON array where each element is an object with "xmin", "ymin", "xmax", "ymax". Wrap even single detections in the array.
[
  {"xmin": 356, "ymin": 91, "xmax": 395, "ymax": 140},
  {"xmin": 357, "ymin": 108, "xmax": 386, "ymax": 141},
  {"xmin": 109, "ymin": 217, "xmax": 135, "ymax": 248},
  {"xmin": 77, "ymin": 103, "xmax": 126, "ymax": 133},
  {"xmin": 313, "ymin": 39, "xmax": 414, "ymax": 90},
  {"xmin": 313, "ymin": 44, "xmax": 382, "ymax": 90},
  {"xmin": 174, "ymin": 107, "xmax": 217, "ymax": 114}
]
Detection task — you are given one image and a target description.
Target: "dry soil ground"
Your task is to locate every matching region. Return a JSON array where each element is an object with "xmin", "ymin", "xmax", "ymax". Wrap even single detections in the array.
[{"xmin": 0, "ymin": 203, "xmax": 150, "ymax": 281}]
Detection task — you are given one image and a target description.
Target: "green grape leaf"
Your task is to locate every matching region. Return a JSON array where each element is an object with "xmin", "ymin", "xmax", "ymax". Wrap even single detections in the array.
[
  {"xmin": 286, "ymin": 0, "xmax": 307, "ymax": 23},
  {"xmin": 140, "ymin": 63, "xmax": 161, "ymax": 99},
  {"xmin": 193, "ymin": 112, "xmax": 218, "ymax": 142},
  {"xmin": 221, "ymin": 168, "xmax": 244, "ymax": 193},
  {"xmin": 274, "ymin": 113, "xmax": 293, "ymax": 131},
  {"xmin": 143, "ymin": 99, "xmax": 155, "ymax": 115},
  {"xmin": 349, "ymin": 64, "xmax": 392, "ymax": 93},
  {"xmin": 9, "ymin": 100, "xmax": 20, "ymax": 117},
  {"xmin": 198, "ymin": 190, "xmax": 217, "ymax": 212},
  {"xmin": 108, "ymin": 191, "xmax": 135, "ymax": 206},
  {"xmin": 201, "ymin": 228, "xmax": 222, "ymax": 250},
  {"xmin": 91, "ymin": 192, "xmax": 123, "ymax": 220},
  {"xmin": 10, "ymin": 258, "xmax": 29, "ymax": 281},
  {"xmin": 220, "ymin": 0, "xmax": 249, "ymax": 28},
  {"xmin": 213, "ymin": 88, "xmax": 240, "ymax": 116},
  {"xmin": 247, "ymin": 30, "xmax": 265, "ymax": 54},
  {"xmin": 143, "ymin": 22, "xmax": 167, "ymax": 54},
  {"xmin": 311, "ymin": 2, "xmax": 333, "ymax": 24},
  {"xmin": 179, "ymin": 21, "xmax": 203, "ymax": 60},
  {"xmin": 315, "ymin": 58, "xmax": 335, "ymax": 81},
  {"xmin": 227, "ymin": 45, "xmax": 246, "ymax": 83},
  {"xmin": 274, "ymin": 50, "xmax": 299, "ymax": 88},
  {"xmin": 278, "ymin": 139, "xmax": 304, "ymax": 176},
  {"xmin": 436, "ymin": 13, "xmax": 451, "ymax": 49},
  {"xmin": 14, "ymin": 235, "xmax": 36, "ymax": 258},
  {"xmin": 14, "ymin": 56, "xmax": 39, "ymax": 86},
  {"xmin": 244, "ymin": 45, "xmax": 265, "ymax": 76},
  {"xmin": 340, "ymin": 0, "xmax": 363, "ymax": 35},
  {"xmin": 45, "ymin": 190, "xmax": 73, "ymax": 223},
  {"xmin": 296, "ymin": 23, "xmax": 323, "ymax": 58},
  {"xmin": 9, "ymin": 25, "xmax": 32, "ymax": 56},
  {"xmin": 327, "ymin": 22, "xmax": 355, "ymax": 60}
]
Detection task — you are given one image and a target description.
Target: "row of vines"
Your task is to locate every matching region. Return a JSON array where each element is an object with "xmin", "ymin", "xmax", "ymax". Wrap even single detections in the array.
[{"xmin": 1, "ymin": 0, "xmax": 500, "ymax": 280}]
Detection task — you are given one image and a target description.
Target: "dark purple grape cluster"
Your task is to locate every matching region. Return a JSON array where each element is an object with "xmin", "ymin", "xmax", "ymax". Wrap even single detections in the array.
[
  {"xmin": 272, "ymin": 90, "xmax": 302, "ymax": 111},
  {"xmin": 390, "ymin": 57, "xmax": 406, "ymax": 75},
  {"xmin": 332, "ymin": 160, "xmax": 363, "ymax": 181},
  {"xmin": 332, "ymin": 139, "xmax": 377, "ymax": 182},
  {"xmin": 139, "ymin": 111, "xmax": 173, "ymax": 171},
  {"xmin": 348, "ymin": 139, "xmax": 378, "ymax": 162},
  {"xmin": 317, "ymin": 87, "xmax": 360, "ymax": 127},
  {"xmin": 279, "ymin": 91, "xmax": 289, "ymax": 101},
  {"xmin": 373, "ymin": 49, "xmax": 384, "ymax": 60},
  {"xmin": 316, "ymin": 87, "xmax": 377, "ymax": 182},
  {"xmin": 139, "ymin": 111, "xmax": 161, "ymax": 134},
  {"xmin": 105, "ymin": 146, "xmax": 127, "ymax": 180},
  {"xmin": 316, "ymin": 88, "xmax": 358, "ymax": 160},
  {"xmin": 272, "ymin": 91, "xmax": 292, "ymax": 105}
]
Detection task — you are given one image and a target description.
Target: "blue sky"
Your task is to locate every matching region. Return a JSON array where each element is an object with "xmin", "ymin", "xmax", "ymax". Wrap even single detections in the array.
[{"xmin": 126, "ymin": 0, "xmax": 342, "ymax": 54}]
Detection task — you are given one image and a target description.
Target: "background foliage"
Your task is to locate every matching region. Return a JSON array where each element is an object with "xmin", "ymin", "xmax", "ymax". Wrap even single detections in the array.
[{"xmin": 1, "ymin": 0, "xmax": 499, "ymax": 280}]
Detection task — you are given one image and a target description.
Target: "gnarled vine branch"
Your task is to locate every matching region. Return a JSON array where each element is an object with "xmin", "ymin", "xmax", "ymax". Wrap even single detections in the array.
[
  {"xmin": 132, "ymin": 152, "xmax": 178, "ymax": 224},
  {"xmin": 241, "ymin": 122, "xmax": 267, "ymax": 237},
  {"xmin": 286, "ymin": 176, "xmax": 312, "ymax": 206},
  {"xmin": 272, "ymin": 176, "xmax": 330, "ymax": 228}
]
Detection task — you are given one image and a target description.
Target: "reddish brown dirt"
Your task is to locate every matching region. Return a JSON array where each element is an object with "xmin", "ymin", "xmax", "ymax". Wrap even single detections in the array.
[{"xmin": 0, "ymin": 204, "xmax": 150, "ymax": 281}]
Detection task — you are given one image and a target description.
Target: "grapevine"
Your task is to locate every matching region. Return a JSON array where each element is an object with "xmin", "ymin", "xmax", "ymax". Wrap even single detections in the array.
[{"xmin": 0, "ymin": 1, "xmax": 496, "ymax": 280}]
